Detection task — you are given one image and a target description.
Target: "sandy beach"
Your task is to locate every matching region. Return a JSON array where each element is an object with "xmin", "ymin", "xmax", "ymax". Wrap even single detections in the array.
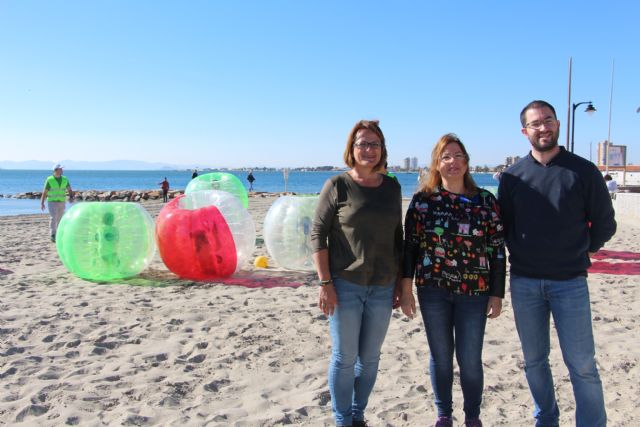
[{"xmin": 1, "ymin": 193, "xmax": 638, "ymax": 426}]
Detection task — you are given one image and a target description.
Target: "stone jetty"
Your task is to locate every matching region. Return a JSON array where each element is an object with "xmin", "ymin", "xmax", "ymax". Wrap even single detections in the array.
[{"xmin": 1, "ymin": 189, "xmax": 184, "ymax": 202}]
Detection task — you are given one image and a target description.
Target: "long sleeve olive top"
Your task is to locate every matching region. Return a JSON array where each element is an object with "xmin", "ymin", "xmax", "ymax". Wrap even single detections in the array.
[{"xmin": 311, "ymin": 172, "xmax": 403, "ymax": 286}]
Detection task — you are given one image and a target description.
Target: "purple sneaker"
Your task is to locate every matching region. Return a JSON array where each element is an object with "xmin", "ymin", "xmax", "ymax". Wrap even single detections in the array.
[
  {"xmin": 434, "ymin": 416, "xmax": 453, "ymax": 427},
  {"xmin": 464, "ymin": 418, "xmax": 483, "ymax": 427}
]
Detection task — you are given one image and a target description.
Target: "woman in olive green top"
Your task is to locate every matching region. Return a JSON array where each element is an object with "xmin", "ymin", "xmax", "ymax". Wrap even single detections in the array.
[{"xmin": 311, "ymin": 120, "xmax": 402, "ymax": 427}]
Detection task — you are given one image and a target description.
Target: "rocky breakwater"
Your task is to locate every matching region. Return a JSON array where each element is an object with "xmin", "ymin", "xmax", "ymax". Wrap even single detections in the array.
[{"xmin": 3, "ymin": 189, "xmax": 184, "ymax": 202}]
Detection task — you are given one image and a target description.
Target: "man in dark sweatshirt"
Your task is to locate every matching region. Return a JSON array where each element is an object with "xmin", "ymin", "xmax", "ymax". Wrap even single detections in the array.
[{"xmin": 498, "ymin": 100, "xmax": 616, "ymax": 427}]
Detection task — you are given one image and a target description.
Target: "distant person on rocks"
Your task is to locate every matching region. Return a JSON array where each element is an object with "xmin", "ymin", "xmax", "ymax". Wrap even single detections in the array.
[
  {"xmin": 158, "ymin": 177, "xmax": 170, "ymax": 202},
  {"xmin": 40, "ymin": 164, "xmax": 74, "ymax": 242},
  {"xmin": 498, "ymin": 100, "xmax": 616, "ymax": 427},
  {"xmin": 604, "ymin": 174, "xmax": 617, "ymax": 199},
  {"xmin": 191, "ymin": 169, "xmax": 198, "ymax": 180},
  {"xmin": 247, "ymin": 170, "xmax": 256, "ymax": 191}
]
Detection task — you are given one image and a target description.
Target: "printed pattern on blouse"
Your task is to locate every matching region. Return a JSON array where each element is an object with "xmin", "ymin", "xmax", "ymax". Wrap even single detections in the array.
[{"xmin": 405, "ymin": 188, "xmax": 505, "ymax": 295}]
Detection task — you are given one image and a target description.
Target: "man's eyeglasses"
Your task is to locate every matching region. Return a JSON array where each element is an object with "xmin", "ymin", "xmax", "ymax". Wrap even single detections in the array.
[
  {"xmin": 354, "ymin": 141, "xmax": 382, "ymax": 150},
  {"xmin": 525, "ymin": 118, "xmax": 557, "ymax": 130},
  {"xmin": 441, "ymin": 153, "xmax": 466, "ymax": 162}
]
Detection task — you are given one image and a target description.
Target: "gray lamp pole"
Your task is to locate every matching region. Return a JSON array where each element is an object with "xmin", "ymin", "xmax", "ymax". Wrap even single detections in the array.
[{"xmin": 570, "ymin": 102, "xmax": 596, "ymax": 153}]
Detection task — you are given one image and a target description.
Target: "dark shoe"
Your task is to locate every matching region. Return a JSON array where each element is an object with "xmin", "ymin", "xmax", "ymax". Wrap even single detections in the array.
[
  {"xmin": 353, "ymin": 421, "xmax": 369, "ymax": 427},
  {"xmin": 51, "ymin": 235, "xmax": 56, "ymax": 242},
  {"xmin": 434, "ymin": 416, "xmax": 453, "ymax": 427},
  {"xmin": 464, "ymin": 418, "xmax": 483, "ymax": 427}
]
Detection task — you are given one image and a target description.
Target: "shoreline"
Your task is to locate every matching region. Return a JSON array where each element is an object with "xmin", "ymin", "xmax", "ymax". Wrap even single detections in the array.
[
  {"xmin": 1, "ymin": 189, "xmax": 306, "ymax": 201},
  {"xmin": 0, "ymin": 192, "xmax": 322, "ymax": 217}
]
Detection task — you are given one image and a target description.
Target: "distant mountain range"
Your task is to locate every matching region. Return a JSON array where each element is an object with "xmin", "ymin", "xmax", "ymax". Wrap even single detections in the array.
[{"xmin": 0, "ymin": 160, "xmax": 201, "ymax": 171}]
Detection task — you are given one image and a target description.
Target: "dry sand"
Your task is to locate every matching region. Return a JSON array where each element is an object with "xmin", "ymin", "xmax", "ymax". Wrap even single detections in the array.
[{"xmin": 0, "ymin": 194, "xmax": 638, "ymax": 426}]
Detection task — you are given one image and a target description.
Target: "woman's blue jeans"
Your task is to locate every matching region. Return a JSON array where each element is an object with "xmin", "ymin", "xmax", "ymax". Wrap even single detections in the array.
[
  {"xmin": 328, "ymin": 277, "xmax": 394, "ymax": 427},
  {"xmin": 417, "ymin": 285, "xmax": 489, "ymax": 419},
  {"xmin": 510, "ymin": 275, "xmax": 606, "ymax": 427}
]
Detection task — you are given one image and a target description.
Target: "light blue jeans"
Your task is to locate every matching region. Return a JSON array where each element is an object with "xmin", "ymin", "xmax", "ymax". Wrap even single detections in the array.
[
  {"xmin": 328, "ymin": 277, "xmax": 394, "ymax": 427},
  {"xmin": 510, "ymin": 275, "xmax": 606, "ymax": 427}
]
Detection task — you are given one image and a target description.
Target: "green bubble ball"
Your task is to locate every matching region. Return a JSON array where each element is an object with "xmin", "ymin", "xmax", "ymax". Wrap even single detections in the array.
[
  {"xmin": 56, "ymin": 202, "xmax": 156, "ymax": 281},
  {"xmin": 185, "ymin": 172, "xmax": 249, "ymax": 208}
]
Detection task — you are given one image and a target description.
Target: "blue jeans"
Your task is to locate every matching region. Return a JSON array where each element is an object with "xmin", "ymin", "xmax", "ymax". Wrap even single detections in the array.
[
  {"xmin": 417, "ymin": 286, "xmax": 489, "ymax": 420},
  {"xmin": 328, "ymin": 277, "xmax": 394, "ymax": 426},
  {"xmin": 510, "ymin": 275, "xmax": 606, "ymax": 427}
]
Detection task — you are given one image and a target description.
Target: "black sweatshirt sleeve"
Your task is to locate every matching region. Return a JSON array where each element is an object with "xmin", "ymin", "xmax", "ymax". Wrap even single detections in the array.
[
  {"xmin": 486, "ymin": 194, "xmax": 506, "ymax": 298},
  {"xmin": 401, "ymin": 195, "xmax": 419, "ymax": 278}
]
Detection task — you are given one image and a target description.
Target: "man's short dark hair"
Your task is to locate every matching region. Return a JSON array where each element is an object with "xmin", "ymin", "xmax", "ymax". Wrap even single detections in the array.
[{"xmin": 520, "ymin": 100, "xmax": 557, "ymax": 127}]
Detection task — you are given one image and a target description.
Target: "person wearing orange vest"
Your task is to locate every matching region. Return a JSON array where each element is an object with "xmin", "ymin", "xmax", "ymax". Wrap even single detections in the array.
[{"xmin": 40, "ymin": 164, "xmax": 74, "ymax": 242}]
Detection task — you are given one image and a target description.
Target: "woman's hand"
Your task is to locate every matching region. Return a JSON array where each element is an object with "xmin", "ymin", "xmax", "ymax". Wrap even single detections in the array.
[
  {"xmin": 486, "ymin": 296, "xmax": 502, "ymax": 319},
  {"xmin": 393, "ymin": 281, "xmax": 402, "ymax": 309},
  {"xmin": 318, "ymin": 284, "xmax": 338, "ymax": 316},
  {"xmin": 398, "ymin": 278, "xmax": 416, "ymax": 319}
]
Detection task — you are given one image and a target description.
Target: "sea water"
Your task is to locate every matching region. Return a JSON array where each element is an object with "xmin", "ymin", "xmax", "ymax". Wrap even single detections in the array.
[{"xmin": 0, "ymin": 169, "xmax": 498, "ymax": 216}]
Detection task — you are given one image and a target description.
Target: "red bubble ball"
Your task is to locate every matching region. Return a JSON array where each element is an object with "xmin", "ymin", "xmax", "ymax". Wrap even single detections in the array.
[{"xmin": 156, "ymin": 194, "xmax": 253, "ymax": 280}]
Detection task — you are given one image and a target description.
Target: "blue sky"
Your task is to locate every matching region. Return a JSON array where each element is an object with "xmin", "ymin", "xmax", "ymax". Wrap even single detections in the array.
[{"xmin": 1, "ymin": 1, "xmax": 638, "ymax": 168}]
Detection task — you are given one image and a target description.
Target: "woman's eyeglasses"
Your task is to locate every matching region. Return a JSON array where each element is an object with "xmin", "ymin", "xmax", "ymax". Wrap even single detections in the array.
[{"xmin": 354, "ymin": 141, "xmax": 382, "ymax": 150}]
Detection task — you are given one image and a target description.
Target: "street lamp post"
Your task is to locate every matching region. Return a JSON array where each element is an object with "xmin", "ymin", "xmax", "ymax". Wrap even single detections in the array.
[{"xmin": 570, "ymin": 101, "xmax": 596, "ymax": 153}]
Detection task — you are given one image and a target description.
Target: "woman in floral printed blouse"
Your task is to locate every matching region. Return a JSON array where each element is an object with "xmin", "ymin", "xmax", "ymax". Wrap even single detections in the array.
[{"xmin": 399, "ymin": 133, "xmax": 506, "ymax": 427}]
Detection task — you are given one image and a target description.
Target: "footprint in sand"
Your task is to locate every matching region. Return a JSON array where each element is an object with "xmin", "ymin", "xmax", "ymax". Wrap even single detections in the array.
[
  {"xmin": 15, "ymin": 404, "xmax": 49, "ymax": 422},
  {"xmin": 203, "ymin": 379, "xmax": 231, "ymax": 392}
]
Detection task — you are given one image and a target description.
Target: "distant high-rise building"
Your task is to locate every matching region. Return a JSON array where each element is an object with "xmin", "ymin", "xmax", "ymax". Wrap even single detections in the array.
[
  {"xmin": 411, "ymin": 157, "xmax": 418, "ymax": 170},
  {"xmin": 505, "ymin": 156, "xmax": 521, "ymax": 167},
  {"xmin": 403, "ymin": 157, "xmax": 411, "ymax": 170},
  {"xmin": 597, "ymin": 141, "xmax": 626, "ymax": 167}
]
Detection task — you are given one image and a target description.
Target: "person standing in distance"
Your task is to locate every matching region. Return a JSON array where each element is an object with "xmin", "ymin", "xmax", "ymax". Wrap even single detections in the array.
[
  {"xmin": 40, "ymin": 164, "xmax": 74, "ymax": 242},
  {"xmin": 311, "ymin": 120, "xmax": 403, "ymax": 427},
  {"xmin": 247, "ymin": 170, "xmax": 256, "ymax": 191},
  {"xmin": 498, "ymin": 100, "xmax": 616, "ymax": 427},
  {"xmin": 604, "ymin": 174, "xmax": 617, "ymax": 199},
  {"xmin": 158, "ymin": 177, "xmax": 170, "ymax": 202}
]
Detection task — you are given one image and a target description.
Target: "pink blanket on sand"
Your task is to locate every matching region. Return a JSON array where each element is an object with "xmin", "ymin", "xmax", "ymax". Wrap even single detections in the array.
[{"xmin": 589, "ymin": 250, "xmax": 640, "ymax": 275}]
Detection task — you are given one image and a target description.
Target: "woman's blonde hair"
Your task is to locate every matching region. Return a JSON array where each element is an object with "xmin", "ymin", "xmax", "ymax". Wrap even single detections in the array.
[
  {"xmin": 343, "ymin": 119, "xmax": 387, "ymax": 171},
  {"xmin": 417, "ymin": 133, "xmax": 477, "ymax": 196}
]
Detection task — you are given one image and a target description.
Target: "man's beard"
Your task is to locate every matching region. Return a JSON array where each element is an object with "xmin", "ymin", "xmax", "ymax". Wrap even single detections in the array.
[{"xmin": 530, "ymin": 131, "xmax": 559, "ymax": 152}]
